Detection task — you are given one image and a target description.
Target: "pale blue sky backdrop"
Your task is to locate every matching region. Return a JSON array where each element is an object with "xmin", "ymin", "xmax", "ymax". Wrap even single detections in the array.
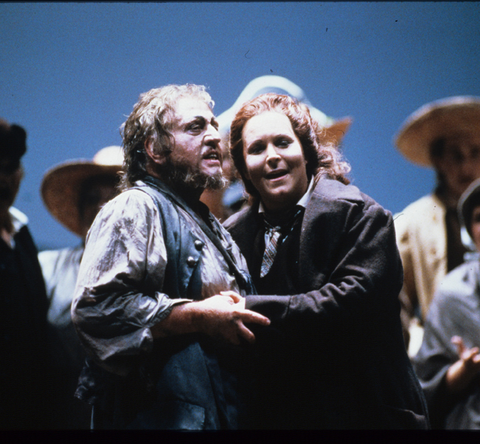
[{"xmin": 2, "ymin": 2, "xmax": 479, "ymax": 249}]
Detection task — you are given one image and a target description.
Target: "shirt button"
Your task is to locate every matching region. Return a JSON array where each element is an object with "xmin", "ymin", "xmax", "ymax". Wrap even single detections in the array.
[
  {"xmin": 187, "ymin": 256, "xmax": 197, "ymax": 267},
  {"xmin": 194, "ymin": 240, "xmax": 204, "ymax": 250}
]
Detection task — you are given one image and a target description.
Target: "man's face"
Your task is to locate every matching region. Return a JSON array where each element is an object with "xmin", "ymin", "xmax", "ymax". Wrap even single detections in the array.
[
  {"xmin": 433, "ymin": 134, "xmax": 480, "ymax": 201},
  {"xmin": 162, "ymin": 97, "xmax": 225, "ymax": 191},
  {"xmin": 0, "ymin": 157, "xmax": 22, "ymax": 216}
]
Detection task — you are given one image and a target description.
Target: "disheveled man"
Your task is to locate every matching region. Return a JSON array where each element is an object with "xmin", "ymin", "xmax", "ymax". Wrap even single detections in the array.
[{"xmin": 71, "ymin": 84, "xmax": 269, "ymax": 430}]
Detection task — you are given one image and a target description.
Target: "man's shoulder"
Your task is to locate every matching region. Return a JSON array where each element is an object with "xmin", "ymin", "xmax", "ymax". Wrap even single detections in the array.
[
  {"xmin": 223, "ymin": 204, "xmax": 256, "ymax": 231},
  {"xmin": 393, "ymin": 193, "xmax": 444, "ymax": 233},
  {"xmin": 106, "ymin": 187, "xmax": 161, "ymax": 212},
  {"xmin": 89, "ymin": 188, "xmax": 162, "ymax": 234},
  {"xmin": 396, "ymin": 194, "xmax": 442, "ymax": 217},
  {"xmin": 131, "ymin": 180, "xmax": 188, "ymax": 214}
]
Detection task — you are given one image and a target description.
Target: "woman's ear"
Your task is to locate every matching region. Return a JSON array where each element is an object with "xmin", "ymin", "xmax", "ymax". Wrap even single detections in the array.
[{"xmin": 145, "ymin": 137, "xmax": 166, "ymax": 165}]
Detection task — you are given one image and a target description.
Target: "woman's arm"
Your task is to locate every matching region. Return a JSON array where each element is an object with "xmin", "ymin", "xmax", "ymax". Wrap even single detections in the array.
[{"xmin": 244, "ymin": 199, "xmax": 403, "ymax": 337}]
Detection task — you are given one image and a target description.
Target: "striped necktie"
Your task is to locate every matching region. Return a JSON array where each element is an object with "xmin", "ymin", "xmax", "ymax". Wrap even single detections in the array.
[
  {"xmin": 260, "ymin": 223, "xmax": 282, "ymax": 278},
  {"xmin": 260, "ymin": 206, "xmax": 304, "ymax": 278}
]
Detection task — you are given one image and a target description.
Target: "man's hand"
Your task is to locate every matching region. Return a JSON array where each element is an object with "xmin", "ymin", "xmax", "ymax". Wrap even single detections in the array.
[
  {"xmin": 445, "ymin": 336, "xmax": 480, "ymax": 394},
  {"xmin": 191, "ymin": 293, "xmax": 269, "ymax": 344},
  {"xmin": 151, "ymin": 293, "xmax": 270, "ymax": 344}
]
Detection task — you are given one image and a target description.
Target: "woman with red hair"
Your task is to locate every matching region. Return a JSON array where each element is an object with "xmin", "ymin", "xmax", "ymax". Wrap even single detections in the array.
[{"xmin": 224, "ymin": 94, "xmax": 429, "ymax": 429}]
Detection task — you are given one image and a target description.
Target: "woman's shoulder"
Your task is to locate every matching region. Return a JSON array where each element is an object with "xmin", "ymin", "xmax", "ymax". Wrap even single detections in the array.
[{"xmin": 311, "ymin": 177, "xmax": 386, "ymax": 215}]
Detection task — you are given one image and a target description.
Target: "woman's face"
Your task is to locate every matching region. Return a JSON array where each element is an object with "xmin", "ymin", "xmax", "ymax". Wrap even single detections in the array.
[{"xmin": 242, "ymin": 111, "xmax": 309, "ymax": 213}]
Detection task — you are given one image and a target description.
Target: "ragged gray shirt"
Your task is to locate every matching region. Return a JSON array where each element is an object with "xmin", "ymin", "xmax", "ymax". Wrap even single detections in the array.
[{"xmin": 71, "ymin": 185, "xmax": 247, "ymax": 377}]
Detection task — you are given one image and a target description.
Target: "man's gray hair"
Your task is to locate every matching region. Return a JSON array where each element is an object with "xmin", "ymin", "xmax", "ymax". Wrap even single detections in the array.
[{"xmin": 119, "ymin": 84, "xmax": 214, "ymax": 189}]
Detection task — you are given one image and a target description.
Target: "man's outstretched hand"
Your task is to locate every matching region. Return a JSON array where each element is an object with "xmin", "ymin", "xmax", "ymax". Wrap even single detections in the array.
[{"xmin": 152, "ymin": 292, "xmax": 270, "ymax": 344}]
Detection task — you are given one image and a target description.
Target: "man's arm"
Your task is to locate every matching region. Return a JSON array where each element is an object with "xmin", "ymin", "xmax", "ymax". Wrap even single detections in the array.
[
  {"xmin": 72, "ymin": 190, "xmax": 269, "ymax": 376},
  {"xmin": 151, "ymin": 293, "xmax": 269, "ymax": 344}
]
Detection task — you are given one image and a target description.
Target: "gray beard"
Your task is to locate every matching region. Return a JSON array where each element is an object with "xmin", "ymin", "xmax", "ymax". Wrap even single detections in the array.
[{"xmin": 160, "ymin": 157, "xmax": 228, "ymax": 191}]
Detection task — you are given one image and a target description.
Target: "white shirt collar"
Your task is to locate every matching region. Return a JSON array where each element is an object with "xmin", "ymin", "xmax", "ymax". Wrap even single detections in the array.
[
  {"xmin": 9, "ymin": 206, "xmax": 28, "ymax": 234},
  {"xmin": 2, "ymin": 207, "xmax": 28, "ymax": 249},
  {"xmin": 258, "ymin": 177, "xmax": 315, "ymax": 214}
]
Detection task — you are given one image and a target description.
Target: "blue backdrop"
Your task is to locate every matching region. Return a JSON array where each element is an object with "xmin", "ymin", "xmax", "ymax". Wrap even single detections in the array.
[{"xmin": 2, "ymin": 2, "xmax": 479, "ymax": 249}]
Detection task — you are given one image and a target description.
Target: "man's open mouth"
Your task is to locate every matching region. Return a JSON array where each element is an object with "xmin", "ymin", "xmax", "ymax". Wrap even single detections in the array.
[{"xmin": 203, "ymin": 151, "xmax": 221, "ymax": 161}]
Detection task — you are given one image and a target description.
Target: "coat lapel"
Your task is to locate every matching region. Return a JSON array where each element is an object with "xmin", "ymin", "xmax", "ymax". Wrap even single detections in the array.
[{"xmin": 225, "ymin": 205, "xmax": 261, "ymax": 269}]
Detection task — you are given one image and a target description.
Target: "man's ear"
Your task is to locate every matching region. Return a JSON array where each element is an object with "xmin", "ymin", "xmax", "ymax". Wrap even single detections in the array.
[{"xmin": 145, "ymin": 137, "xmax": 167, "ymax": 165}]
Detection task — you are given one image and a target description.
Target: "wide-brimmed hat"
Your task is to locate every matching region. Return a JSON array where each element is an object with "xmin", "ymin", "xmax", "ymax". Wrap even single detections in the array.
[
  {"xmin": 41, "ymin": 146, "xmax": 124, "ymax": 237},
  {"xmin": 395, "ymin": 96, "xmax": 480, "ymax": 167},
  {"xmin": 216, "ymin": 75, "xmax": 352, "ymax": 146}
]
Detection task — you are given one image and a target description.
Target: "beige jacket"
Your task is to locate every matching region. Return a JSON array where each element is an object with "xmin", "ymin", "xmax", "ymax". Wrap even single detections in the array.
[{"xmin": 394, "ymin": 193, "xmax": 447, "ymax": 327}]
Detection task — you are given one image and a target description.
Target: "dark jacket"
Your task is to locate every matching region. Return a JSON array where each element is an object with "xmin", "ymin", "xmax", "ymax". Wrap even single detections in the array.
[
  {"xmin": 0, "ymin": 220, "xmax": 53, "ymax": 429},
  {"xmin": 224, "ymin": 177, "xmax": 429, "ymax": 429}
]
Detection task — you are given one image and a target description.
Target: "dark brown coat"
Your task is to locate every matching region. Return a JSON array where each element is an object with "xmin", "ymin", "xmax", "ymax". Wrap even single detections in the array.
[{"xmin": 225, "ymin": 177, "xmax": 429, "ymax": 429}]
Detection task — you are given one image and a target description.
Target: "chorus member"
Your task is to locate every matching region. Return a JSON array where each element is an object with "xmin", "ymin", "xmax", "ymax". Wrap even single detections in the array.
[
  {"xmin": 413, "ymin": 178, "xmax": 480, "ymax": 429},
  {"xmin": 39, "ymin": 146, "xmax": 123, "ymax": 429},
  {"xmin": 394, "ymin": 97, "xmax": 480, "ymax": 351},
  {"xmin": 0, "ymin": 118, "xmax": 53, "ymax": 429}
]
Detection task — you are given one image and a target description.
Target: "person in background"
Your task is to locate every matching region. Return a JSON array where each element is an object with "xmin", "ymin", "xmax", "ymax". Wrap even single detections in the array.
[
  {"xmin": 394, "ymin": 96, "xmax": 480, "ymax": 355},
  {"xmin": 38, "ymin": 146, "xmax": 123, "ymax": 429},
  {"xmin": 71, "ymin": 84, "xmax": 269, "ymax": 430},
  {"xmin": 413, "ymin": 178, "xmax": 480, "ymax": 429},
  {"xmin": 0, "ymin": 118, "xmax": 53, "ymax": 429},
  {"xmin": 223, "ymin": 93, "xmax": 429, "ymax": 429},
  {"xmin": 200, "ymin": 75, "xmax": 351, "ymax": 220}
]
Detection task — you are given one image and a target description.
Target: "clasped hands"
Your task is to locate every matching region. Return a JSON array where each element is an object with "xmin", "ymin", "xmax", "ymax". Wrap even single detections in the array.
[{"xmin": 152, "ymin": 291, "xmax": 270, "ymax": 345}]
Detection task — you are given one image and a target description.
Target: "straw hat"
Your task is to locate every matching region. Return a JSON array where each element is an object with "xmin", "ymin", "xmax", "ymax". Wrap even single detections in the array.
[
  {"xmin": 216, "ymin": 75, "xmax": 352, "ymax": 146},
  {"xmin": 41, "ymin": 146, "xmax": 124, "ymax": 237},
  {"xmin": 395, "ymin": 96, "xmax": 480, "ymax": 167}
]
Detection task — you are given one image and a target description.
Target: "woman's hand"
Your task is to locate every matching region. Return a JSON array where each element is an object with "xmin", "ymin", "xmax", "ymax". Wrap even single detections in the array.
[{"xmin": 445, "ymin": 336, "xmax": 480, "ymax": 394}]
